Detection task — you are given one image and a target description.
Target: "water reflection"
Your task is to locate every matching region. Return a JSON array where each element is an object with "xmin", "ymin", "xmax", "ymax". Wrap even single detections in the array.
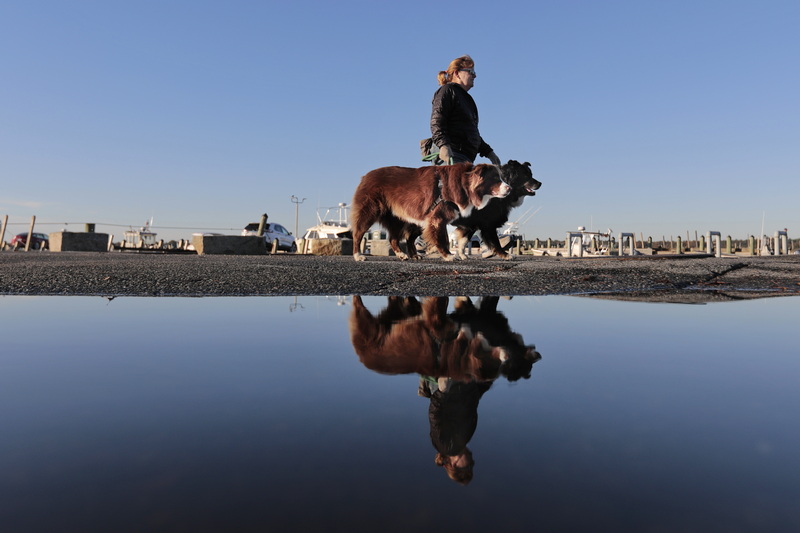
[
  {"xmin": 2, "ymin": 295, "xmax": 799, "ymax": 532},
  {"xmin": 350, "ymin": 295, "xmax": 540, "ymax": 484}
]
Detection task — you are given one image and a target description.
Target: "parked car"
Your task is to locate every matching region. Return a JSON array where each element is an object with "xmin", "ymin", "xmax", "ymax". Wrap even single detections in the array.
[
  {"xmin": 242, "ymin": 222, "xmax": 297, "ymax": 252},
  {"xmin": 11, "ymin": 232, "xmax": 49, "ymax": 250}
]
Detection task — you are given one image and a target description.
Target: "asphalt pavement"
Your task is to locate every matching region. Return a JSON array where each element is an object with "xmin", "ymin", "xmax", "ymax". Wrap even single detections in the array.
[{"xmin": 2, "ymin": 251, "xmax": 800, "ymax": 302}]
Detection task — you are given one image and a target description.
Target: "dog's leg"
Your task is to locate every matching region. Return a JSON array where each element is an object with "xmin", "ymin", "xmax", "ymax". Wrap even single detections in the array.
[
  {"xmin": 382, "ymin": 216, "xmax": 410, "ymax": 260},
  {"xmin": 478, "ymin": 296, "xmax": 500, "ymax": 314},
  {"xmin": 480, "ymin": 225, "xmax": 513, "ymax": 260},
  {"xmin": 405, "ymin": 224, "xmax": 423, "ymax": 260},
  {"xmin": 389, "ymin": 239, "xmax": 409, "ymax": 260},
  {"xmin": 452, "ymin": 296, "xmax": 475, "ymax": 314},
  {"xmin": 351, "ymin": 203, "xmax": 374, "ymax": 262},
  {"xmin": 453, "ymin": 227, "xmax": 473, "ymax": 260},
  {"xmin": 424, "ymin": 219, "xmax": 456, "ymax": 261}
]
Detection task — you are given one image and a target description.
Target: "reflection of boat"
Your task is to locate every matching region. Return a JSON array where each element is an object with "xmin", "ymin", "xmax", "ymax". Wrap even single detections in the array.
[
  {"xmin": 301, "ymin": 203, "xmax": 352, "ymax": 241},
  {"xmin": 122, "ymin": 219, "xmax": 158, "ymax": 248}
]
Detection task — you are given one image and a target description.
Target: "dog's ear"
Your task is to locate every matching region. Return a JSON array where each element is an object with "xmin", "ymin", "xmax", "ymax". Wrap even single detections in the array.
[
  {"xmin": 467, "ymin": 163, "xmax": 489, "ymax": 178},
  {"xmin": 489, "ymin": 164, "xmax": 503, "ymax": 184},
  {"xmin": 468, "ymin": 167, "xmax": 483, "ymax": 188},
  {"xmin": 524, "ymin": 162, "xmax": 531, "ymax": 168}
]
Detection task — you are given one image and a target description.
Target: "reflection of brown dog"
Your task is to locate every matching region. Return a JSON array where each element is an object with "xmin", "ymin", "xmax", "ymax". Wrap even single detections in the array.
[
  {"xmin": 349, "ymin": 296, "xmax": 508, "ymax": 382},
  {"xmin": 351, "ymin": 163, "xmax": 511, "ymax": 261}
]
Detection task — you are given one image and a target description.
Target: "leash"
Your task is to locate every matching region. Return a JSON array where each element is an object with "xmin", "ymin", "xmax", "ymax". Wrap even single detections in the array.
[
  {"xmin": 428, "ymin": 164, "xmax": 458, "ymax": 211},
  {"xmin": 427, "ymin": 169, "xmax": 446, "ymax": 214}
]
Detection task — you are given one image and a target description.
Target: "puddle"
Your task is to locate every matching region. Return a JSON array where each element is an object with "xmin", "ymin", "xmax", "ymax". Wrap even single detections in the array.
[{"xmin": 1, "ymin": 295, "xmax": 798, "ymax": 532}]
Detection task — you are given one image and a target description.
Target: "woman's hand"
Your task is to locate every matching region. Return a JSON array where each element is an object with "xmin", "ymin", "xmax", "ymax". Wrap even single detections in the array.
[{"xmin": 439, "ymin": 145, "xmax": 453, "ymax": 164}]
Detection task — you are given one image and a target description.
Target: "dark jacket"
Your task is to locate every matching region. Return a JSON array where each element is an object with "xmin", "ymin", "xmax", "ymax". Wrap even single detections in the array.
[
  {"xmin": 430, "ymin": 83, "xmax": 493, "ymax": 162},
  {"xmin": 429, "ymin": 381, "xmax": 492, "ymax": 456}
]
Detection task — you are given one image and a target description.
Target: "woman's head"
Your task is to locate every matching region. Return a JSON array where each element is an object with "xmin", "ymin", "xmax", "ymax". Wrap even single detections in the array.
[
  {"xmin": 437, "ymin": 55, "xmax": 476, "ymax": 89},
  {"xmin": 435, "ymin": 449, "xmax": 475, "ymax": 485}
]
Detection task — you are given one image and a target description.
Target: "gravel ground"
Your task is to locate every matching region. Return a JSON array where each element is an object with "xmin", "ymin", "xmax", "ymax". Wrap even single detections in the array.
[{"xmin": 2, "ymin": 251, "xmax": 800, "ymax": 302}]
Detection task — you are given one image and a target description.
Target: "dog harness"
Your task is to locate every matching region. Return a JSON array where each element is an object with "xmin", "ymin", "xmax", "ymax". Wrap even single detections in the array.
[{"xmin": 428, "ymin": 168, "xmax": 456, "ymax": 214}]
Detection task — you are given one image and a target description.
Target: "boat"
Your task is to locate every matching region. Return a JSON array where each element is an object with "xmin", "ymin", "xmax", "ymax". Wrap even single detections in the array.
[
  {"xmin": 122, "ymin": 219, "xmax": 158, "ymax": 248},
  {"xmin": 301, "ymin": 203, "xmax": 353, "ymax": 241},
  {"xmin": 299, "ymin": 203, "xmax": 354, "ymax": 253}
]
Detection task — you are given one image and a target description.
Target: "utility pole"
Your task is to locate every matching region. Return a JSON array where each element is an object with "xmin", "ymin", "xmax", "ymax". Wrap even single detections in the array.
[{"xmin": 291, "ymin": 195, "xmax": 306, "ymax": 238}]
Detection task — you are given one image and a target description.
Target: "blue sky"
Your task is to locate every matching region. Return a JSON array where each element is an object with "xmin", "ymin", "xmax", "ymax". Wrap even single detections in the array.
[{"xmin": 2, "ymin": 0, "xmax": 798, "ymax": 242}]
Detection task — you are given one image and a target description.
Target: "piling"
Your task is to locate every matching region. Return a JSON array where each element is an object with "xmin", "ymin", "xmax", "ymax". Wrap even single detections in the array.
[
  {"xmin": 707, "ymin": 231, "xmax": 722, "ymax": 258},
  {"xmin": 774, "ymin": 230, "xmax": 789, "ymax": 255},
  {"xmin": 566, "ymin": 232, "xmax": 582, "ymax": 257},
  {"xmin": 257, "ymin": 214, "xmax": 268, "ymax": 237},
  {"xmin": 619, "ymin": 233, "xmax": 635, "ymax": 256},
  {"xmin": 25, "ymin": 216, "xmax": 36, "ymax": 252},
  {"xmin": 0, "ymin": 215, "xmax": 7, "ymax": 248}
]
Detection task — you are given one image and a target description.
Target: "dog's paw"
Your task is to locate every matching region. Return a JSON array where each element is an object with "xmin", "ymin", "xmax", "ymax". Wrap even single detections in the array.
[
  {"xmin": 441, "ymin": 254, "xmax": 455, "ymax": 262},
  {"xmin": 454, "ymin": 296, "xmax": 471, "ymax": 309},
  {"xmin": 353, "ymin": 253, "xmax": 366, "ymax": 262}
]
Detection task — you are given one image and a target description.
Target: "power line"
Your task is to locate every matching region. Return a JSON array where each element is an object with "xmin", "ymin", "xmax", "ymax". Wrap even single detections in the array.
[{"xmin": 3, "ymin": 221, "xmax": 242, "ymax": 231}]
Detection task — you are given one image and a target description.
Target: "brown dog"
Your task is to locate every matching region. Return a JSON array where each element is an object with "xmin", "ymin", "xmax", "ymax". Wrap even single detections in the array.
[{"xmin": 351, "ymin": 163, "xmax": 510, "ymax": 261}]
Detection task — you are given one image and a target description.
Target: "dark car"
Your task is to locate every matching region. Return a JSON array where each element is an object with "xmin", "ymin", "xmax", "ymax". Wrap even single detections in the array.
[{"xmin": 11, "ymin": 232, "xmax": 49, "ymax": 250}]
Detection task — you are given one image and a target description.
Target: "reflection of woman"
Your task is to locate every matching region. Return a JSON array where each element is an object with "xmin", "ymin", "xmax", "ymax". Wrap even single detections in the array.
[{"xmin": 426, "ymin": 380, "xmax": 492, "ymax": 485}]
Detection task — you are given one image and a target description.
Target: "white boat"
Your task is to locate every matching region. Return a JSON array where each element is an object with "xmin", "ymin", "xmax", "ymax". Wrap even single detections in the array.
[
  {"xmin": 122, "ymin": 219, "xmax": 158, "ymax": 248},
  {"xmin": 301, "ymin": 203, "xmax": 353, "ymax": 241},
  {"xmin": 298, "ymin": 203, "xmax": 354, "ymax": 254}
]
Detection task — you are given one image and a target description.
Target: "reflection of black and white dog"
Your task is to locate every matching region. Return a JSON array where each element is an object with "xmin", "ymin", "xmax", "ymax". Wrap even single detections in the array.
[{"xmin": 449, "ymin": 296, "xmax": 541, "ymax": 381}]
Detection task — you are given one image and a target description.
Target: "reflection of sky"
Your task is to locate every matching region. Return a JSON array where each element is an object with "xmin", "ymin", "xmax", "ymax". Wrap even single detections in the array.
[{"xmin": 1, "ymin": 295, "xmax": 798, "ymax": 531}]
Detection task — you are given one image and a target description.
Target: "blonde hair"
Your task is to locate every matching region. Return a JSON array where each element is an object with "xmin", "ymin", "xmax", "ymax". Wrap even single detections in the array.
[{"xmin": 437, "ymin": 55, "xmax": 475, "ymax": 86}]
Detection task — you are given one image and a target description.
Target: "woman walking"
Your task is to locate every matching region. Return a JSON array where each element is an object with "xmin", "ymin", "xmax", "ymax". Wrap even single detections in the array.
[{"xmin": 430, "ymin": 55, "xmax": 500, "ymax": 166}]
